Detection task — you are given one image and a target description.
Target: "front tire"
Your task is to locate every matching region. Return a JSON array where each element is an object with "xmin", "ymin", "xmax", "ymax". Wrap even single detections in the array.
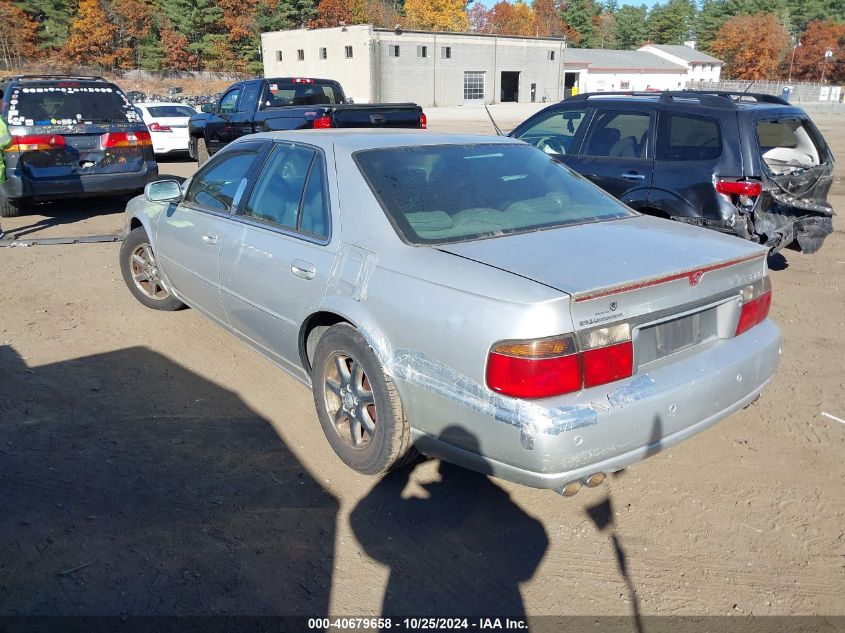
[
  {"xmin": 196, "ymin": 138, "xmax": 210, "ymax": 167},
  {"xmin": 119, "ymin": 227, "xmax": 184, "ymax": 311},
  {"xmin": 311, "ymin": 324, "xmax": 415, "ymax": 475}
]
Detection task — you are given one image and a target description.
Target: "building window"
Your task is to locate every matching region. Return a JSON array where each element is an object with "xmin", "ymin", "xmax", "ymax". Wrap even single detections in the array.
[
  {"xmin": 319, "ymin": 47, "xmax": 327, "ymax": 60},
  {"xmin": 345, "ymin": 45, "xmax": 353, "ymax": 58},
  {"xmin": 441, "ymin": 46, "xmax": 451, "ymax": 59},
  {"xmin": 275, "ymin": 51, "xmax": 283, "ymax": 62},
  {"xmin": 620, "ymin": 80, "xmax": 630, "ymax": 89},
  {"xmin": 548, "ymin": 50, "xmax": 555, "ymax": 61},
  {"xmin": 297, "ymin": 49, "xmax": 304, "ymax": 61},
  {"xmin": 390, "ymin": 44, "xmax": 400, "ymax": 57},
  {"xmin": 463, "ymin": 71, "xmax": 485, "ymax": 101},
  {"xmin": 417, "ymin": 45, "xmax": 427, "ymax": 58}
]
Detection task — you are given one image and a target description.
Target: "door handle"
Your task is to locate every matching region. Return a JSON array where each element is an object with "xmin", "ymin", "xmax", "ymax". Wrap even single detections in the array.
[
  {"xmin": 291, "ymin": 260, "xmax": 316, "ymax": 280},
  {"xmin": 621, "ymin": 172, "xmax": 645, "ymax": 181},
  {"xmin": 201, "ymin": 233, "xmax": 218, "ymax": 245}
]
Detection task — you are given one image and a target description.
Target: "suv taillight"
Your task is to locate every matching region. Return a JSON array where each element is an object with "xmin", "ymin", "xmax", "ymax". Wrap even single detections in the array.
[
  {"xmin": 735, "ymin": 276, "xmax": 772, "ymax": 336},
  {"xmin": 715, "ymin": 179, "xmax": 762, "ymax": 210},
  {"xmin": 312, "ymin": 116, "xmax": 332, "ymax": 129},
  {"xmin": 8, "ymin": 134, "xmax": 66, "ymax": 151},
  {"xmin": 419, "ymin": 113, "xmax": 427, "ymax": 129},
  {"xmin": 101, "ymin": 131, "xmax": 152, "ymax": 148},
  {"xmin": 486, "ymin": 324, "xmax": 633, "ymax": 399}
]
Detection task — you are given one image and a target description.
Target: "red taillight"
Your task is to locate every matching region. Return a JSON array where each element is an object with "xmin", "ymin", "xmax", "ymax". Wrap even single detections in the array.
[
  {"xmin": 8, "ymin": 134, "xmax": 66, "ymax": 152},
  {"xmin": 147, "ymin": 122, "xmax": 172, "ymax": 132},
  {"xmin": 582, "ymin": 341, "xmax": 634, "ymax": 388},
  {"xmin": 312, "ymin": 116, "xmax": 332, "ymax": 129},
  {"xmin": 293, "ymin": 78, "xmax": 314, "ymax": 83},
  {"xmin": 101, "ymin": 131, "xmax": 152, "ymax": 148},
  {"xmin": 486, "ymin": 325, "xmax": 633, "ymax": 399},
  {"xmin": 735, "ymin": 277, "xmax": 772, "ymax": 336},
  {"xmin": 419, "ymin": 112, "xmax": 427, "ymax": 129},
  {"xmin": 715, "ymin": 179, "xmax": 762, "ymax": 197}
]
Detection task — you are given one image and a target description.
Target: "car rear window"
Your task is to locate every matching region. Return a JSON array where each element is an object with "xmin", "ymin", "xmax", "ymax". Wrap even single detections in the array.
[
  {"xmin": 6, "ymin": 84, "xmax": 140, "ymax": 126},
  {"xmin": 656, "ymin": 113, "xmax": 722, "ymax": 161},
  {"xmin": 146, "ymin": 105, "xmax": 196, "ymax": 118},
  {"xmin": 355, "ymin": 143, "xmax": 635, "ymax": 245},
  {"xmin": 756, "ymin": 119, "xmax": 825, "ymax": 174},
  {"xmin": 265, "ymin": 81, "xmax": 342, "ymax": 107}
]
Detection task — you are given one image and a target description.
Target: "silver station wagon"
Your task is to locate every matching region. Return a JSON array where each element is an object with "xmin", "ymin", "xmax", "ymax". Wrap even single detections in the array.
[{"xmin": 120, "ymin": 131, "xmax": 781, "ymax": 496}]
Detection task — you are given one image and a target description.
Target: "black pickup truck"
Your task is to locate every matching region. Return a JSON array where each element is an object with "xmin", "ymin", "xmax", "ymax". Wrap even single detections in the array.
[{"xmin": 188, "ymin": 77, "xmax": 426, "ymax": 164}]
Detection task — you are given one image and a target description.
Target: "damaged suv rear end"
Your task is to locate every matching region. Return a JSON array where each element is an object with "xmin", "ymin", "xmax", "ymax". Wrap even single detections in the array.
[{"xmin": 749, "ymin": 113, "xmax": 834, "ymax": 253}]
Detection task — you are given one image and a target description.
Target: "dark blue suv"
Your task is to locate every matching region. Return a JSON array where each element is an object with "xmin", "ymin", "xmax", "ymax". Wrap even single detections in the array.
[
  {"xmin": 510, "ymin": 91, "xmax": 834, "ymax": 254},
  {"xmin": 0, "ymin": 75, "xmax": 158, "ymax": 217}
]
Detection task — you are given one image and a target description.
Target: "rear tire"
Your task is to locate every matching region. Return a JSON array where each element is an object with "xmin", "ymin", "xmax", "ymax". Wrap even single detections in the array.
[
  {"xmin": 119, "ymin": 227, "xmax": 184, "ymax": 311},
  {"xmin": 0, "ymin": 195, "xmax": 23, "ymax": 218},
  {"xmin": 196, "ymin": 138, "xmax": 210, "ymax": 167},
  {"xmin": 311, "ymin": 324, "xmax": 416, "ymax": 475},
  {"xmin": 188, "ymin": 137, "xmax": 197, "ymax": 160}
]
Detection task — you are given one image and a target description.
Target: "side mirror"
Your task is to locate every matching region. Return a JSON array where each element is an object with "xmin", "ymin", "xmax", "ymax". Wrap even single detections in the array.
[
  {"xmin": 145, "ymin": 180, "xmax": 183, "ymax": 203},
  {"xmin": 200, "ymin": 103, "xmax": 215, "ymax": 113},
  {"xmin": 345, "ymin": 97, "xmax": 355, "ymax": 104}
]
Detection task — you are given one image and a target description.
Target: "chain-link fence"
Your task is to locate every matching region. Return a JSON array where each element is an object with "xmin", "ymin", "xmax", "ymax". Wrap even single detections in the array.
[{"xmin": 686, "ymin": 80, "xmax": 844, "ymax": 103}]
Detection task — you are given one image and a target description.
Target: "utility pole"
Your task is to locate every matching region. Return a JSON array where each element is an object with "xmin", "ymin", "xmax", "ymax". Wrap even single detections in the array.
[{"xmin": 787, "ymin": 38, "xmax": 801, "ymax": 83}]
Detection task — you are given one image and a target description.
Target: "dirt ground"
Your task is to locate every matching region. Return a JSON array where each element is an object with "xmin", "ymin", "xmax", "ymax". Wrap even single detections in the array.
[{"xmin": 0, "ymin": 109, "xmax": 843, "ymax": 621}]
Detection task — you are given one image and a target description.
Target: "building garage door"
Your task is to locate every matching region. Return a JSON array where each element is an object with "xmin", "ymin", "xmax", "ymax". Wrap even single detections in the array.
[{"xmin": 463, "ymin": 71, "xmax": 485, "ymax": 104}]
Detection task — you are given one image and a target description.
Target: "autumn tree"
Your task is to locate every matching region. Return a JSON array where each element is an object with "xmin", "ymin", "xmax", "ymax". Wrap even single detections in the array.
[
  {"xmin": 0, "ymin": 0, "xmax": 39, "ymax": 67},
  {"xmin": 595, "ymin": 10, "xmax": 616, "ymax": 48},
  {"xmin": 563, "ymin": 0, "xmax": 598, "ymax": 47},
  {"xmin": 363, "ymin": 0, "xmax": 402, "ymax": 28},
  {"xmin": 488, "ymin": 1, "xmax": 535, "ymax": 36},
  {"xmin": 310, "ymin": 0, "xmax": 366, "ymax": 27},
  {"xmin": 791, "ymin": 20, "xmax": 845, "ymax": 83},
  {"xmin": 63, "ymin": 0, "xmax": 122, "ymax": 68},
  {"xmin": 710, "ymin": 13, "xmax": 789, "ymax": 79},
  {"xmin": 161, "ymin": 22, "xmax": 192, "ymax": 71},
  {"xmin": 532, "ymin": 0, "xmax": 571, "ymax": 39},
  {"xmin": 468, "ymin": 3, "xmax": 492, "ymax": 32},
  {"xmin": 404, "ymin": 0, "xmax": 469, "ymax": 32}
]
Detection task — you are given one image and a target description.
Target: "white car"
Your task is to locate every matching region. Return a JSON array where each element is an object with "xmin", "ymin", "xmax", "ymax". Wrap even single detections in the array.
[{"xmin": 134, "ymin": 102, "xmax": 196, "ymax": 155}]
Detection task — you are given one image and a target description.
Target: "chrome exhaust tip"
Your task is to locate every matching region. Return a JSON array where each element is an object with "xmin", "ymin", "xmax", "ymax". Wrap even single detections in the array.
[
  {"xmin": 559, "ymin": 481, "xmax": 582, "ymax": 497},
  {"xmin": 585, "ymin": 472, "xmax": 607, "ymax": 488}
]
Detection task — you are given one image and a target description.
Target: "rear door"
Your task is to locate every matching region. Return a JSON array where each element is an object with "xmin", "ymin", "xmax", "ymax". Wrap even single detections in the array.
[
  {"xmin": 156, "ymin": 143, "xmax": 263, "ymax": 324},
  {"xmin": 5, "ymin": 81, "xmax": 151, "ymax": 179},
  {"xmin": 565, "ymin": 108, "xmax": 654, "ymax": 204},
  {"xmin": 218, "ymin": 141, "xmax": 337, "ymax": 376}
]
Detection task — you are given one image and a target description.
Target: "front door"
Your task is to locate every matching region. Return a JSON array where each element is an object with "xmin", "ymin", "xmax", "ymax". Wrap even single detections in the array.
[
  {"xmin": 156, "ymin": 146, "xmax": 262, "ymax": 324},
  {"xmin": 565, "ymin": 109, "xmax": 654, "ymax": 204},
  {"xmin": 219, "ymin": 141, "xmax": 337, "ymax": 377}
]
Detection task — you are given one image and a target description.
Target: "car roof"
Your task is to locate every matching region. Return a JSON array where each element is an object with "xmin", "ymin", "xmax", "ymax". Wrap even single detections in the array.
[{"xmin": 238, "ymin": 130, "xmax": 522, "ymax": 153}]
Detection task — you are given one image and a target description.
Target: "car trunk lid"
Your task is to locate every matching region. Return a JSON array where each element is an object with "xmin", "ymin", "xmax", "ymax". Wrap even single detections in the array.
[{"xmin": 438, "ymin": 215, "xmax": 768, "ymax": 362}]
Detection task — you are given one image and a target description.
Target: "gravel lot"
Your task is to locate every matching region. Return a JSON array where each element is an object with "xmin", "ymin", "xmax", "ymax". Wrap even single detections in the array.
[{"xmin": 1, "ymin": 107, "xmax": 843, "ymax": 620}]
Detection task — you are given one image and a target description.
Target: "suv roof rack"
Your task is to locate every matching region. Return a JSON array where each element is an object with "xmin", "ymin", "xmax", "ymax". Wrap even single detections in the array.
[
  {"xmin": 4, "ymin": 75, "xmax": 106, "ymax": 82},
  {"xmin": 564, "ymin": 90, "xmax": 791, "ymax": 108}
]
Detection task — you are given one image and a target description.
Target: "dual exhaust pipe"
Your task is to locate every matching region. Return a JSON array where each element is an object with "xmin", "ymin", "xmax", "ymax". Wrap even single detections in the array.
[{"xmin": 557, "ymin": 472, "xmax": 607, "ymax": 497}]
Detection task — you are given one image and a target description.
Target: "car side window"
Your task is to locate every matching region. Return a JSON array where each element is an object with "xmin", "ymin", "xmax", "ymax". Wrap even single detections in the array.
[
  {"xmin": 656, "ymin": 113, "xmax": 722, "ymax": 161},
  {"xmin": 185, "ymin": 151, "xmax": 259, "ymax": 212},
  {"xmin": 218, "ymin": 88, "xmax": 241, "ymax": 114},
  {"xmin": 243, "ymin": 144, "xmax": 329, "ymax": 238},
  {"xmin": 238, "ymin": 83, "xmax": 261, "ymax": 113},
  {"xmin": 582, "ymin": 111, "xmax": 651, "ymax": 158},
  {"xmin": 513, "ymin": 108, "xmax": 588, "ymax": 156}
]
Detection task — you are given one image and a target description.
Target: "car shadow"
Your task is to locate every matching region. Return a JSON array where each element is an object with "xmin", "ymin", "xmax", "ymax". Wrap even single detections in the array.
[
  {"xmin": 6, "ymin": 196, "xmax": 129, "ymax": 238},
  {"xmin": 0, "ymin": 345, "xmax": 338, "ymax": 616},
  {"xmin": 350, "ymin": 427, "xmax": 549, "ymax": 618}
]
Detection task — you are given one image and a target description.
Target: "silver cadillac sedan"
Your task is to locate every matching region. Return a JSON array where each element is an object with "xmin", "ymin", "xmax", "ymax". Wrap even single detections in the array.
[{"xmin": 120, "ymin": 130, "xmax": 781, "ymax": 495}]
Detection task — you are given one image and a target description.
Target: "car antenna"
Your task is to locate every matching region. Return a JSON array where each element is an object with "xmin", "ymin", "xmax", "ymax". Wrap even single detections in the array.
[
  {"xmin": 485, "ymin": 105, "xmax": 504, "ymax": 136},
  {"xmin": 743, "ymin": 80, "xmax": 756, "ymax": 93}
]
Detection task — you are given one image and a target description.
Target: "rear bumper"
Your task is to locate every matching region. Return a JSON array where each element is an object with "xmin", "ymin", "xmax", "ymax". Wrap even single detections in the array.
[
  {"xmin": 402, "ymin": 318, "xmax": 782, "ymax": 490},
  {"xmin": 1, "ymin": 163, "xmax": 158, "ymax": 201},
  {"xmin": 151, "ymin": 131, "xmax": 190, "ymax": 154}
]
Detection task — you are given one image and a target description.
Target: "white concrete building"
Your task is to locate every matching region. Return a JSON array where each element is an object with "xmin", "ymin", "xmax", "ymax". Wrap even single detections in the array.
[
  {"xmin": 638, "ymin": 44, "xmax": 723, "ymax": 83},
  {"xmin": 260, "ymin": 25, "xmax": 721, "ymax": 106}
]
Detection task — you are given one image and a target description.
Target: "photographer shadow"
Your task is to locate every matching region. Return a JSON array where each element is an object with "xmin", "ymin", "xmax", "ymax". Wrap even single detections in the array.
[{"xmin": 350, "ymin": 428, "xmax": 548, "ymax": 618}]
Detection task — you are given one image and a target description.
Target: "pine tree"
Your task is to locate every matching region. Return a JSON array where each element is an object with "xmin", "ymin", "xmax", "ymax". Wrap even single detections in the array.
[
  {"xmin": 615, "ymin": 4, "xmax": 648, "ymax": 49},
  {"xmin": 647, "ymin": 0, "xmax": 695, "ymax": 45},
  {"xmin": 16, "ymin": 0, "xmax": 75, "ymax": 50},
  {"xmin": 563, "ymin": 0, "xmax": 598, "ymax": 47}
]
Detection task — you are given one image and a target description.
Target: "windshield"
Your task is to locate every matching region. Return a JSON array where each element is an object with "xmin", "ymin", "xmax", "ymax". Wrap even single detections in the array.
[
  {"xmin": 355, "ymin": 143, "xmax": 635, "ymax": 245},
  {"xmin": 756, "ymin": 118, "xmax": 826, "ymax": 175},
  {"xmin": 264, "ymin": 81, "xmax": 343, "ymax": 107},
  {"xmin": 147, "ymin": 105, "xmax": 196, "ymax": 118},
  {"xmin": 6, "ymin": 84, "xmax": 139, "ymax": 125}
]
